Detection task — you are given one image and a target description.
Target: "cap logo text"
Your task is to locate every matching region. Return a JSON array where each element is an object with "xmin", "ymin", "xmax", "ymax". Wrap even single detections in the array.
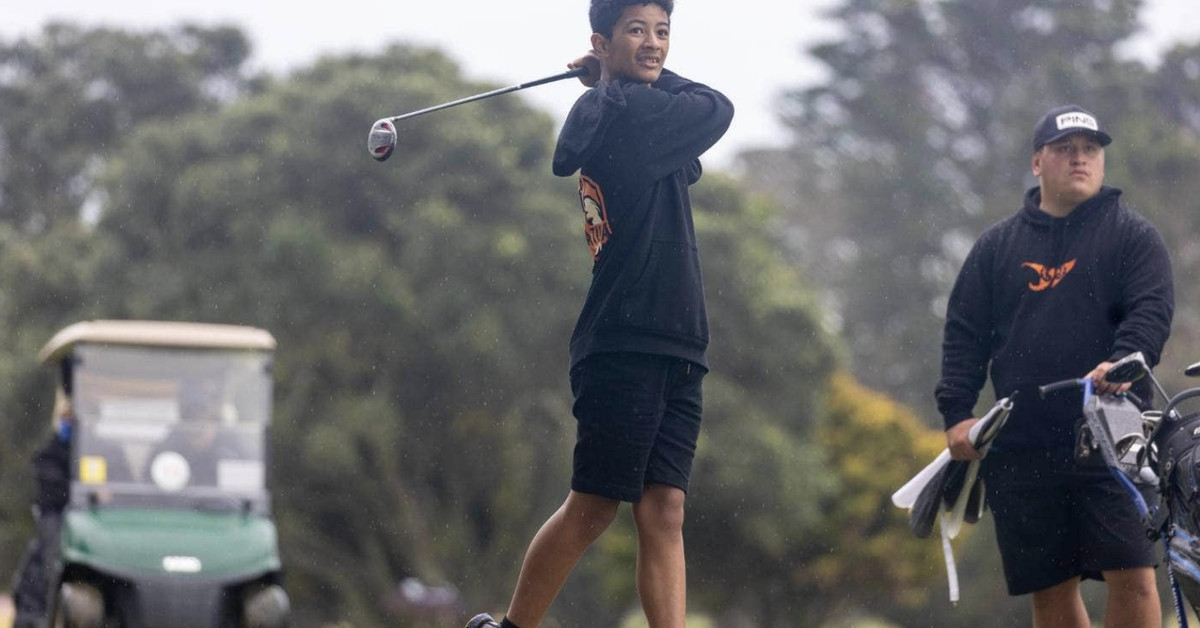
[{"xmin": 1056, "ymin": 112, "xmax": 1099, "ymax": 132}]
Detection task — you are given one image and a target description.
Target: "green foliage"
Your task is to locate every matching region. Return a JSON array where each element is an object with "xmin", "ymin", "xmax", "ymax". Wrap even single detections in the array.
[
  {"xmin": 0, "ymin": 28, "xmax": 856, "ymax": 627},
  {"xmin": 808, "ymin": 373, "xmax": 945, "ymax": 613},
  {"xmin": 742, "ymin": 1, "xmax": 1200, "ymax": 625},
  {"xmin": 19, "ymin": 10, "xmax": 1193, "ymax": 627},
  {"xmin": 0, "ymin": 222, "xmax": 121, "ymax": 565},
  {"xmin": 690, "ymin": 367, "xmax": 954, "ymax": 627},
  {"xmin": 1097, "ymin": 41, "xmax": 1200, "ymax": 386},
  {"xmin": 745, "ymin": 0, "xmax": 1200, "ymax": 417},
  {"xmin": 0, "ymin": 22, "xmax": 255, "ymax": 234},
  {"xmin": 86, "ymin": 43, "xmax": 588, "ymax": 627},
  {"xmin": 0, "ymin": 20, "xmax": 888, "ymax": 626},
  {"xmin": 679, "ymin": 178, "xmax": 841, "ymax": 627}
]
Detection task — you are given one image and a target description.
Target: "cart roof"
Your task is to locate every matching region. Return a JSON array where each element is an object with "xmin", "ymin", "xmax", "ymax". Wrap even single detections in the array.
[{"xmin": 39, "ymin": 320, "xmax": 276, "ymax": 364}]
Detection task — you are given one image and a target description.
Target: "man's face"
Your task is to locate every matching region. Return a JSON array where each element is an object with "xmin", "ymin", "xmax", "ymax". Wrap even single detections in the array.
[
  {"xmin": 592, "ymin": 4, "xmax": 670, "ymax": 84},
  {"xmin": 1032, "ymin": 134, "xmax": 1106, "ymax": 211}
]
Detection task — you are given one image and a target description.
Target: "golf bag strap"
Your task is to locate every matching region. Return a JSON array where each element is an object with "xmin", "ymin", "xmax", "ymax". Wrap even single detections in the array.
[{"xmin": 1166, "ymin": 528, "xmax": 1191, "ymax": 628}]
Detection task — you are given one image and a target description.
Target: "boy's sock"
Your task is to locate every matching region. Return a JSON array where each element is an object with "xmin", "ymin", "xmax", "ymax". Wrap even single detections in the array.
[{"xmin": 500, "ymin": 617, "xmax": 523, "ymax": 628}]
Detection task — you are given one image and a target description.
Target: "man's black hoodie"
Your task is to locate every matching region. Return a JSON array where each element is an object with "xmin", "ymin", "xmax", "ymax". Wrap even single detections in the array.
[
  {"xmin": 552, "ymin": 70, "xmax": 733, "ymax": 369},
  {"xmin": 936, "ymin": 185, "xmax": 1174, "ymax": 451}
]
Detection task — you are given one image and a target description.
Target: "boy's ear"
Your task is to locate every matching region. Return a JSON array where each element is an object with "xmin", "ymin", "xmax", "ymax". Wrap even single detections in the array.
[
  {"xmin": 1031, "ymin": 152, "xmax": 1042, "ymax": 177},
  {"xmin": 590, "ymin": 32, "xmax": 610, "ymax": 58}
]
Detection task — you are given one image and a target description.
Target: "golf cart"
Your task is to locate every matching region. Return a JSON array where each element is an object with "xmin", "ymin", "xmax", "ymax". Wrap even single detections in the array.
[{"xmin": 38, "ymin": 321, "xmax": 290, "ymax": 628}]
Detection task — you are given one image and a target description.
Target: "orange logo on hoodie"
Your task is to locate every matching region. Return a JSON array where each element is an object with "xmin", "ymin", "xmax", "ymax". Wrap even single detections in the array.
[
  {"xmin": 578, "ymin": 175, "xmax": 611, "ymax": 260},
  {"xmin": 1021, "ymin": 260, "xmax": 1076, "ymax": 291}
]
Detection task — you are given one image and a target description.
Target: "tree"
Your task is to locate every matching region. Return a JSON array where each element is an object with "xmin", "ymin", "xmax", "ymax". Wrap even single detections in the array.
[
  {"xmin": 1100, "ymin": 41, "xmax": 1200, "ymax": 388},
  {"xmin": 740, "ymin": 1, "xmax": 1200, "ymax": 625},
  {"xmin": 0, "ymin": 21, "xmax": 253, "ymax": 573},
  {"xmin": 0, "ymin": 22, "xmax": 992, "ymax": 628},
  {"xmin": 0, "ymin": 22, "xmax": 254, "ymax": 234},
  {"xmin": 87, "ymin": 42, "xmax": 585, "ymax": 626},
  {"xmin": 748, "ymin": 0, "xmax": 1155, "ymax": 416}
]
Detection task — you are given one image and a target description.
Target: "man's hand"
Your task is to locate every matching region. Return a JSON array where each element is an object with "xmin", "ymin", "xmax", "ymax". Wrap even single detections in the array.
[
  {"xmin": 568, "ymin": 52, "xmax": 602, "ymax": 87},
  {"xmin": 946, "ymin": 418, "xmax": 982, "ymax": 461},
  {"xmin": 1086, "ymin": 361, "xmax": 1132, "ymax": 396}
]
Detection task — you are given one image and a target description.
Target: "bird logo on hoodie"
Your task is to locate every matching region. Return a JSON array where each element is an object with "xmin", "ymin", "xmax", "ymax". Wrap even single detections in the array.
[{"xmin": 1021, "ymin": 260, "xmax": 1076, "ymax": 292}]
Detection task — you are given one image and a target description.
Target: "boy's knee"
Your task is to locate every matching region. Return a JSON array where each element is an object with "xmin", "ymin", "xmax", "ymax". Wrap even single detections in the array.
[
  {"xmin": 563, "ymin": 491, "xmax": 620, "ymax": 534},
  {"xmin": 634, "ymin": 485, "xmax": 686, "ymax": 533},
  {"xmin": 1105, "ymin": 567, "xmax": 1158, "ymax": 599}
]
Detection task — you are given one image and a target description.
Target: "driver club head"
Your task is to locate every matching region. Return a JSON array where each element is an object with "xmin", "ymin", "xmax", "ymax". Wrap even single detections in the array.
[
  {"xmin": 368, "ymin": 119, "xmax": 397, "ymax": 162},
  {"xmin": 1186, "ymin": 362, "xmax": 1200, "ymax": 378},
  {"xmin": 1107, "ymin": 351, "xmax": 1149, "ymax": 384}
]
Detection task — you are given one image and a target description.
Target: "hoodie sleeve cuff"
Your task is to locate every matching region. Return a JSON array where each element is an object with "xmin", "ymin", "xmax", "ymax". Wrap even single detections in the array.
[{"xmin": 942, "ymin": 410, "xmax": 976, "ymax": 432}]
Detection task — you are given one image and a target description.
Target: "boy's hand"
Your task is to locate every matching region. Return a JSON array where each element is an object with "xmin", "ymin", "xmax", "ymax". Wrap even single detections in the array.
[
  {"xmin": 1088, "ymin": 361, "xmax": 1132, "ymax": 396},
  {"xmin": 568, "ymin": 52, "xmax": 602, "ymax": 87},
  {"xmin": 946, "ymin": 418, "xmax": 982, "ymax": 461}
]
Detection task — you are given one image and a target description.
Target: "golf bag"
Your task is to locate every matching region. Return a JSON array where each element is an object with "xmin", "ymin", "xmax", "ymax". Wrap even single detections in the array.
[{"xmin": 1153, "ymin": 408, "xmax": 1200, "ymax": 617}]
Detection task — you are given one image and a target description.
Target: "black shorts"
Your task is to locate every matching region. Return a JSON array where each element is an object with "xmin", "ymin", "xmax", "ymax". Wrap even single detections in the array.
[
  {"xmin": 981, "ymin": 449, "xmax": 1158, "ymax": 595},
  {"xmin": 569, "ymin": 352, "xmax": 705, "ymax": 503}
]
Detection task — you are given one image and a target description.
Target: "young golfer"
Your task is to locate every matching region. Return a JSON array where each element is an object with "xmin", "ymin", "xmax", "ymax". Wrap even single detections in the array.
[{"xmin": 465, "ymin": 2, "xmax": 733, "ymax": 628}]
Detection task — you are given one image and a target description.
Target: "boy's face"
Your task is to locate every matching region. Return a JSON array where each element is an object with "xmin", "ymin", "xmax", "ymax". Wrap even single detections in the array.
[
  {"xmin": 592, "ymin": 4, "xmax": 670, "ymax": 84},
  {"xmin": 1032, "ymin": 133, "xmax": 1106, "ymax": 211}
]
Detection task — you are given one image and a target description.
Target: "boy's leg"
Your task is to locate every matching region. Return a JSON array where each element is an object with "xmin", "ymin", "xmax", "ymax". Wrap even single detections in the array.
[
  {"xmin": 632, "ymin": 484, "xmax": 687, "ymax": 628},
  {"xmin": 1031, "ymin": 577, "xmax": 1089, "ymax": 628},
  {"xmin": 983, "ymin": 451, "xmax": 1087, "ymax": 597},
  {"xmin": 631, "ymin": 359, "xmax": 702, "ymax": 628},
  {"xmin": 485, "ymin": 352, "xmax": 691, "ymax": 628},
  {"xmin": 1101, "ymin": 567, "xmax": 1159, "ymax": 628},
  {"xmin": 505, "ymin": 490, "xmax": 620, "ymax": 628},
  {"xmin": 1070, "ymin": 463, "xmax": 1158, "ymax": 628}
]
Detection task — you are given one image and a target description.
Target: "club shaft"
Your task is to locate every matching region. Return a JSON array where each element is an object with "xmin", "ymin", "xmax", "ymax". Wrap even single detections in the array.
[{"xmin": 388, "ymin": 67, "xmax": 589, "ymax": 123}]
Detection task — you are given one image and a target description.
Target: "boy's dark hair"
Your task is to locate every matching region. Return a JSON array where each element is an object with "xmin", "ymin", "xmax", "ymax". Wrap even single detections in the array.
[{"xmin": 589, "ymin": 0, "xmax": 674, "ymax": 38}]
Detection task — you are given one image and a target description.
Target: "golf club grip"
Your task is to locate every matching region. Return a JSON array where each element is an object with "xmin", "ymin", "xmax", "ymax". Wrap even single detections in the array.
[
  {"xmin": 388, "ymin": 67, "xmax": 591, "ymax": 123},
  {"xmin": 1038, "ymin": 378, "xmax": 1082, "ymax": 398}
]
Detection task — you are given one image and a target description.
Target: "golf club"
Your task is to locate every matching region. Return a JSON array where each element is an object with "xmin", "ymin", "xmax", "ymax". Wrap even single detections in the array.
[
  {"xmin": 368, "ymin": 66, "xmax": 591, "ymax": 162},
  {"xmin": 1039, "ymin": 351, "xmax": 1166, "ymax": 401},
  {"xmin": 1108, "ymin": 351, "xmax": 1172, "ymax": 403}
]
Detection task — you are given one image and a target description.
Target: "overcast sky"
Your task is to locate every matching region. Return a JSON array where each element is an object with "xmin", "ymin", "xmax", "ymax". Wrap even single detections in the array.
[{"xmin": 5, "ymin": 1, "xmax": 1200, "ymax": 170}]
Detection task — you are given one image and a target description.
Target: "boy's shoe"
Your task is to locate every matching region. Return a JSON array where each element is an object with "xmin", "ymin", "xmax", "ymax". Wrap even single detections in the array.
[{"xmin": 465, "ymin": 613, "xmax": 501, "ymax": 628}]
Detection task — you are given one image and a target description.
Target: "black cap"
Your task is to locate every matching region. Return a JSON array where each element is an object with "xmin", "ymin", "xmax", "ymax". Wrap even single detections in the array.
[{"xmin": 1032, "ymin": 104, "xmax": 1112, "ymax": 152}]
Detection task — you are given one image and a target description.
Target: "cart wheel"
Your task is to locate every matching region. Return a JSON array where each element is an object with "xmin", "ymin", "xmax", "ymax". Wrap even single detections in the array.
[{"xmin": 243, "ymin": 584, "xmax": 290, "ymax": 628}]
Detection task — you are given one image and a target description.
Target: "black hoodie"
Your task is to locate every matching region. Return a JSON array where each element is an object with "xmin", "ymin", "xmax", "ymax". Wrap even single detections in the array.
[
  {"xmin": 552, "ymin": 70, "xmax": 733, "ymax": 369},
  {"xmin": 936, "ymin": 185, "xmax": 1174, "ymax": 451}
]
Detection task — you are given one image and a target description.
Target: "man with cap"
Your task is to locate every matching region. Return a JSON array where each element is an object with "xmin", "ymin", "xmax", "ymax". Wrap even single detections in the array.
[{"xmin": 935, "ymin": 105, "xmax": 1174, "ymax": 627}]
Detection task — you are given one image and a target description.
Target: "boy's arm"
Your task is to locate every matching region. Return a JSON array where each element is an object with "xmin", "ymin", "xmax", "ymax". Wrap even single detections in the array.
[
  {"xmin": 552, "ymin": 70, "xmax": 733, "ymax": 181},
  {"xmin": 619, "ymin": 69, "xmax": 734, "ymax": 182}
]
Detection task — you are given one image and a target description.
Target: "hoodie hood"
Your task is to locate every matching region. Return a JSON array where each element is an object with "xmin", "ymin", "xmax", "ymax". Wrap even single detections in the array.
[
  {"xmin": 1020, "ymin": 185, "xmax": 1122, "ymax": 228},
  {"xmin": 552, "ymin": 80, "xmax": 627, "ymax": 177}
]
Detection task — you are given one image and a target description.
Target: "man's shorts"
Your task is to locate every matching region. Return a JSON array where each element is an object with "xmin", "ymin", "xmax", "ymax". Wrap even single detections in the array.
[
  {"xmin": 981, "ymin": 448, "xmax": 1157, "ymax": 595},
  {"xmin": 569, "ymin": 352, "xmax": 705, "ymax": 503}
]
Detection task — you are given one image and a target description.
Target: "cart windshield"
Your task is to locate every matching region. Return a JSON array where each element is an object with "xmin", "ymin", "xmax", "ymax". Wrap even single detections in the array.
[{"xmin": 69, "ymin": 344, "xmax": 273, "ymax": 510}]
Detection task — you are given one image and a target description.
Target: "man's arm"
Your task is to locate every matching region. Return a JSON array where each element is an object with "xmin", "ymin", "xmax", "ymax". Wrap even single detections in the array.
[
  {"xmin": 1109, "ymin": 216, "xmax": 1174, "ymax": 367},
  {"xmin": 936, "ymin": 238, "xmax": 995, "ymax": 457}
]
